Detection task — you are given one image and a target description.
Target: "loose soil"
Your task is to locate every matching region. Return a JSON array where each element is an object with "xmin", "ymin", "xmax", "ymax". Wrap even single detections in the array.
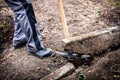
[
  {"xmin": 0, "ymin": 0, "xmax": 120, "ymax": 80},
  {"xmin": 62, "ymin": 48, "xmax": 120, "ymax": 80},
  {"xmin": 0, "ymin": 7, "xmax": 14, "ymax": 54}
]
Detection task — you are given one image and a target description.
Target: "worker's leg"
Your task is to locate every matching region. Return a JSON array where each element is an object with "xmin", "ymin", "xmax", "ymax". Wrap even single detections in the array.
[
  {"xmin": 5, "ymin": 0, "xmax": 44, "ymax": 53},
  {"xmin": 13, "ymin": 13, "xmax": 27, "ymax": 47}
]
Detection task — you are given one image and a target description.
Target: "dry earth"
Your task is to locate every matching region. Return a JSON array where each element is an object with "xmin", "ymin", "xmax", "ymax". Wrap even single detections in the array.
[{"xmin": 0, "ymin": 0, "xmax": 120, "ymax": 80}]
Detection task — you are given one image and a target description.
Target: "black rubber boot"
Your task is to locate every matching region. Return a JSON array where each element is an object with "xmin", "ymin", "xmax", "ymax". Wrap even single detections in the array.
[{"xmin": 31, "ymin": 49, "xmax": 53, "ymax": 59}]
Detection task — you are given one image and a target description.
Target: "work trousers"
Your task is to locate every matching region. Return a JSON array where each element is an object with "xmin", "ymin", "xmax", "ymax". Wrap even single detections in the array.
[{"xmin": 5, "ymin": 0, "xmax": 44, "ymax": 53}]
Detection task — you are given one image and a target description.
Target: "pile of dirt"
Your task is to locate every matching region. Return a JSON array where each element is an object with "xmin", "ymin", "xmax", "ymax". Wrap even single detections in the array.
[
  {"xmin": 84, "ymin": 49, "xmax": 120, "ymax": 80},
  {"xmin": 0, "ymin": 14, "xmax": 14, "ymax": 54},
  {"xmin": 62, "ymin": 48, "xmax": 120, "ymax": 80}
]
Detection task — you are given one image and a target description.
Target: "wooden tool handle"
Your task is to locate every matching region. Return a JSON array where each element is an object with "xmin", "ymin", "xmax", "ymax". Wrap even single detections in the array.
[{"xmin": 58, "ymin": 0, "xmax": 69, "ymax": 39}]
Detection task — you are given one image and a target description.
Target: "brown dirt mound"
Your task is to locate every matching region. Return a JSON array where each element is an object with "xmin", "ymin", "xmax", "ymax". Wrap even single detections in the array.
[
  {"xmin": 62, "ymin": 48, "xmax": 120, "ymax": 80},
  {"xmin": 0, "ymin": 14, "xmax": 14, "ymax": 54}
]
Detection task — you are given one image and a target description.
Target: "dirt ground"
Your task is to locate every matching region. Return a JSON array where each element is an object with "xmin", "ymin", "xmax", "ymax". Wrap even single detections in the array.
[
  {"xmin": 0, "ymin": 0, "xmax": 120, "ymax": 80},
  {"xmin": 62, "ymin": 48, "xmax": 120, "ymax": 80}
]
